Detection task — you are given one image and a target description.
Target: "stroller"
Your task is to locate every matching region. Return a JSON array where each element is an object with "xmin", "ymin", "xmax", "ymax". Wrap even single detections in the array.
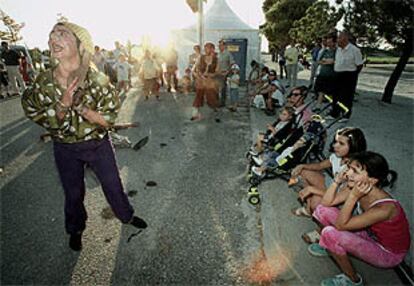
[{"xmin": 247, "ymin": 96, "xmax": 350, "ymax": 187}]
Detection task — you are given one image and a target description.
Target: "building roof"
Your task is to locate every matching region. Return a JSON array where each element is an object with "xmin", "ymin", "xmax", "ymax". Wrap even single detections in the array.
[{"xmin": 187, "ymin": 0, "xmax": 256, "ymax": 31}]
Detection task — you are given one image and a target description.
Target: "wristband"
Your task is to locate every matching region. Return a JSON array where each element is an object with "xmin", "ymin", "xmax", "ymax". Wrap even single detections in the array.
[
  {"xmin": 74, "ymin": 104, "xmax": 88, "ymax": 116},
  {"xmin": 56, "ymin": 100, "xmax": 69, "ymax": 113}
]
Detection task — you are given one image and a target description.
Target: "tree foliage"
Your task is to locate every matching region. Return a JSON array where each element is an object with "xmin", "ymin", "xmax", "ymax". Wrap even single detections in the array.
[
  {"xmin": 342, "ymin": 0, "xmax": 414, "ymax": 102},
  {"xmin": 0, "ymin": 9, "xmax": 24, "ymax": 43},
  {"xmin": 260, "ymin": 0, "xmax": 315, "ymax": 49},
  {"xmin": 289, "ymin": 1, "xmax": 343, "ymax": 48}
]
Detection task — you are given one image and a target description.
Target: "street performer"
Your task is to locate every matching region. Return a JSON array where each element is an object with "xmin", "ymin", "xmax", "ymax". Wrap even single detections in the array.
[{"xmin": 21, "ymin": 21, "xmax": 148, "ymax": 251}]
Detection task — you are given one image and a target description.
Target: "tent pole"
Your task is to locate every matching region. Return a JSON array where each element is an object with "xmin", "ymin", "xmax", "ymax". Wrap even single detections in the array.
[{"xmin": 197, "ymin": 0, "xmax": 204, "ymax": 47}]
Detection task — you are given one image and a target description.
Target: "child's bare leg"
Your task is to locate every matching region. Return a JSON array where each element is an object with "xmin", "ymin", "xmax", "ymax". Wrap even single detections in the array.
[
  {"xmin": 299, "ymin": 169, "xmax": 325, "ymax": 189},
  {"xmin": 308, "ymin": 194, "xmax": 323, "ymax": 214}
]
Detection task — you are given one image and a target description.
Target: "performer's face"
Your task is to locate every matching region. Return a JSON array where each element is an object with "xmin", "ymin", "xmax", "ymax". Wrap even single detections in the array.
[{"xmin": 48, "ymin": 24, "xmax": 78, "ymax": 61}]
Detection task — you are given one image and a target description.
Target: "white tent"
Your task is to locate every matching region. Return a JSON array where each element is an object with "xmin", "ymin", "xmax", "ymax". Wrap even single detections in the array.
[{"xmin": 171, "ymin": 0, "xmax": 261, "ymax": 80}]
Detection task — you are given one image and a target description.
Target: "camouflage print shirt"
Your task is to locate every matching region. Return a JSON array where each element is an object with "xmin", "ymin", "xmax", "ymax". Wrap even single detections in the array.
[{"xmin": 22, "ymin": 67, "xmax": 120, "ymax": 143}]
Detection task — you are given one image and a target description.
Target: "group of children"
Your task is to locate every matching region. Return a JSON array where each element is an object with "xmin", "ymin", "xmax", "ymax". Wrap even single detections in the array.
[
  {"xmin": 248, "ymin": 95, "xmax": 411, "ymax": 285},
  {"xmin": 249, "ymin": 66, "xmax": 286, "ymax": 116}
]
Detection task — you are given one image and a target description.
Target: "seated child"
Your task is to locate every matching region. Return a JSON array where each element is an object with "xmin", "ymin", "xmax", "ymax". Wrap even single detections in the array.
[
  {"xmin": 309, "ymin": 151, "xmax": 410, "ymax": 286},
  {"xmin": 251, "ymin": 122, "xmax": 324, "ymax": 178},
  {"xmin": 249, "ymin": 106, "xmax": 295, "ymax": 156},
  {"xmin": 291, "ymin": 127, "xmax": 367, "ymax": 217},
  {"xmin": 181, "ymin": 67, "xmax": 192, "ymax": 94}
]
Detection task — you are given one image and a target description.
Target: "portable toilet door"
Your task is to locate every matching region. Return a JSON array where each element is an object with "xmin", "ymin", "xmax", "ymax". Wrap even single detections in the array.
[{"xmin": 225, "ymin": 39, "xmax": 248, "ymax": 84}]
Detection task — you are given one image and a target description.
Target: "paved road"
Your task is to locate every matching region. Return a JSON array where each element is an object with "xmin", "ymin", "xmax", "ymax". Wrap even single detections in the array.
[
  {"xmin": 0, "ymin": 88, "xmax": 268, "ymax": 285},
  {"xmin": 1, "ymin": 63, "xmax": 411, "ymax": 285}
]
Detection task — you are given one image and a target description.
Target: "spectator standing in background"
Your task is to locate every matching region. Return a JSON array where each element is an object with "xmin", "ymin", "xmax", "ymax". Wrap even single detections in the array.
[
  {"xmin": 330, "ymin": 31, "xmax": 363, "ymax": 121},
  {"xmin": 284, "ymin": 43, "xmax": 299, "ymax": 88},
  {"xmin": 1, "ymin": 41, "xmax": 26, "ymax": 96},
  {"xmin": 217, "ymin": 39, "xmax": 235, "ymax": 107}
]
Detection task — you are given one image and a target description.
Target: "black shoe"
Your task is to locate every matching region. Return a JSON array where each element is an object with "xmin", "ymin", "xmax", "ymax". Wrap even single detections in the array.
[
  {"xmin": 69, "ymin": 232, "xmax": 82, "ymax": 251},
  {"xmin": 130, "ymin": 216, "xmax": 148, "ymax": 229}
]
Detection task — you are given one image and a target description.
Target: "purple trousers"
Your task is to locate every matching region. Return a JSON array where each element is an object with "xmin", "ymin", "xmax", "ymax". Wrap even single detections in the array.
[{"xmin": 53, "ymin": 136, "xmax": 134, "ymax": 234}]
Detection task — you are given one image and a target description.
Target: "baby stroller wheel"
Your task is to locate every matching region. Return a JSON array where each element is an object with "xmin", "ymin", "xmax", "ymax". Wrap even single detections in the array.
[
  {"xmin": 249, "ymin": 176, "xmax": 260, "ymax": 186},
  {"xmin": 248, "ymin": 195, "xmax": 260, "ymax": 205}
]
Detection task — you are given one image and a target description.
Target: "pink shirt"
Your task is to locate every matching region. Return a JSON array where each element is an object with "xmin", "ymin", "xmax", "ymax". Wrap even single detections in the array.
[
  {"xmin": 295, "ymin": 104, "xmax": 313, "ymax": 127},
  {"xmin": 369, "ymin": 199, "xmax": 410, "ymax": 254}
]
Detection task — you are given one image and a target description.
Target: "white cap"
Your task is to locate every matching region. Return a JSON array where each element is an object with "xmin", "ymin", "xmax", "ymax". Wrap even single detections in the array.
[{"xmin": 231, "ymin": 63, "xmax": 240, "ymax": 70}]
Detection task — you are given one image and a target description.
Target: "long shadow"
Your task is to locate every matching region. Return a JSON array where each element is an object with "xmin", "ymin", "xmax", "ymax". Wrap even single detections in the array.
[
  {"xmin": 109, "ymin": 91, "xmax": 251, "ymax": 284},
  {"xmin": 1, "ymin": 142, "xmax": 80, "ymax": 285},
  {"xmin": 0, "ymin": 116, "xmax": 28, "ymax": 134},
  {"xmin": 0, "ymin": 120, "xmax": 44, "ymax": 167}
]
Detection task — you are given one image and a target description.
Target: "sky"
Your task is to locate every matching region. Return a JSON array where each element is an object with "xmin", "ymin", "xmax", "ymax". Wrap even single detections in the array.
[{"xmin": 2, "ymin": 0, "xmax": 266, "ymax": 50}]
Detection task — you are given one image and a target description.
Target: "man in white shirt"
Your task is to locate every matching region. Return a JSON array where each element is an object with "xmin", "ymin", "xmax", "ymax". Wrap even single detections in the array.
[
  {"xmin": 285, "ymin": 43, "xmax": 299, "ymax": 88},
  {"xmin": 331, "ymin": 31, "xmax": 363, "ymax": 120}
]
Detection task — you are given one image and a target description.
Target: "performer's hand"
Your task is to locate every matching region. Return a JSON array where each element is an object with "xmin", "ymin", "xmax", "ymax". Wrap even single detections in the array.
[{"xmin": 61, "ymin": 77, "xmax": 79, "ymax": 107}]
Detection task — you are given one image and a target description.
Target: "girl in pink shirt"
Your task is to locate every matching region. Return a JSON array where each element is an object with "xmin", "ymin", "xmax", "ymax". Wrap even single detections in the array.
[{"xmin": 310, "ymin": 151, "xmax": 410, "ymax": 286}]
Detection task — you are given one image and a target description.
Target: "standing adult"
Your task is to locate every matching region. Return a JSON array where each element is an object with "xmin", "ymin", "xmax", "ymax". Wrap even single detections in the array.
[
  {"xmin": 112, "ymin": 41, "xmax": 124, "ymax": 62},
  {"xmin": 139, "ymin": 50, "xmax": 161, "ymax": 100},
  {"xmin": 191, "ymin": 42, "xmax": 219, "ymax": 121},
  {"xmin": 278, "ymin": 50, "xmax": 287, "ymax": 80},
  {"xmin": 247, "ymin": 60, "xmax": 260, "ymax": 97},
  {"xmin": 21, "ymin": 21, "xmax": 147, "ymax": 251},
  {"xmin": 1, "ymin": 41, "xmax": 26, "ymax": 96},
  {"xmin": 313, "ymin": 34, "xmax": 337, "ymax": 112},
  {"xmin": 217, "ymin": 39, "xmax": 235, "ymax": 107},
  {"xmin": 164, "ymin": 44, "xmax": 179, "ymax": 92},
  {"xmin": 92, "ymin": 45, "xmax": 106, "ymax": 73},
  {"xmin": 330, "ymin": 31, "xmax": 363, "ymax": 121},
  {"xmin": 284, "ymin": 42, "xmax": 299, "ymax": 88},
  {"xmin": 309, "ymin": 38, "xmax": 322, "ymax": 90},
  {"xmin": 188, "ymin": 44, "xmax": 201, "ymax": 69}
]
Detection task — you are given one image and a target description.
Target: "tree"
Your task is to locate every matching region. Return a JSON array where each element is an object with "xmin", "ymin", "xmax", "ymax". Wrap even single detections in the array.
[
  {"xmin": 342, "ymin": 0, "xmax": 414, "ymax": 103},
  {"xmin": 289, "ymin": 1, "xmax": 343, "ymax": 48},
  {"xmin": 260, "ymin": 0, "xmax": 316, "ymax": 50},
  {"xmin": 0, "ymin": 9, "xmax": 24, "ymax": 43}
]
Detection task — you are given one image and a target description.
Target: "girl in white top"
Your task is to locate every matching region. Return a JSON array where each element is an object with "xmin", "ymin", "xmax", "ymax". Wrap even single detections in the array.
[{"xmin": 291, "ymin": 127, "xmax": 367, "ymax": 216}]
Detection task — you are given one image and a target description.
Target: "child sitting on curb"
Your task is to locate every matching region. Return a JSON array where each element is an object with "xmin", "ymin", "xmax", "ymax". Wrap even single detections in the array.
[
  {"xmin": 290, "ymin": 127, "xmax": 367, "ymax": 218},
  {"xmin": 308, "ymin": 151, "xmax": 410, "ymax": 286}
]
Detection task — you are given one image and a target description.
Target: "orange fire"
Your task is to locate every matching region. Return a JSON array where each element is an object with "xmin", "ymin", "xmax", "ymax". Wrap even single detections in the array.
[{"xmin": 242, "ymin": 248, "xmax": 292, "ymax": 285}]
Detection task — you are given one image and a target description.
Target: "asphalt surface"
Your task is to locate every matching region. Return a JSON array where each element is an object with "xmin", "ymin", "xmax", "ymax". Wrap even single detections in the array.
[
  {"xmin": 1, "ymin": 63, "xmax": 412, "ymax": 285},
  {"xmin": 0, "ymin": 87, "xmax": 265, "ymax": 285}
]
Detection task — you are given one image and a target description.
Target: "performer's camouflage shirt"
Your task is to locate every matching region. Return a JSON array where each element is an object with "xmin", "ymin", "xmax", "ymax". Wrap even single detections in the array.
[{"xmin": 22, "ymin": 68, "xmax": 120, "ymax": 143}]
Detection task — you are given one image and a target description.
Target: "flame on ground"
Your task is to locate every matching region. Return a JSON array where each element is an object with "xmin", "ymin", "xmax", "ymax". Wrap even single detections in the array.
[{"xmin": 242, "ymin": 248, "xmax": 293, "ymax": 285}]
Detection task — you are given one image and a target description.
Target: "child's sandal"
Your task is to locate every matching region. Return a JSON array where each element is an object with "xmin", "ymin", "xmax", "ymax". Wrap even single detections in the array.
[
  {"xmin": 302, "ymin": 230, "xmax": 321, "ymax": 244},
  {"xmin": 291, "ymin": 206, "xmax": 311, "ymax": 218}
]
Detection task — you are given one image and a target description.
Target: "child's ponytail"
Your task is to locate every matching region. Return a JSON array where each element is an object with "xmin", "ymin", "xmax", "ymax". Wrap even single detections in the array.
[
  {"xmin": 349, "ymin": 151, "xmax": 397, "ymax": 189},
  {"xmin": 383, "ymin": 170, "xmax": 398, "ymax": 189}
]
